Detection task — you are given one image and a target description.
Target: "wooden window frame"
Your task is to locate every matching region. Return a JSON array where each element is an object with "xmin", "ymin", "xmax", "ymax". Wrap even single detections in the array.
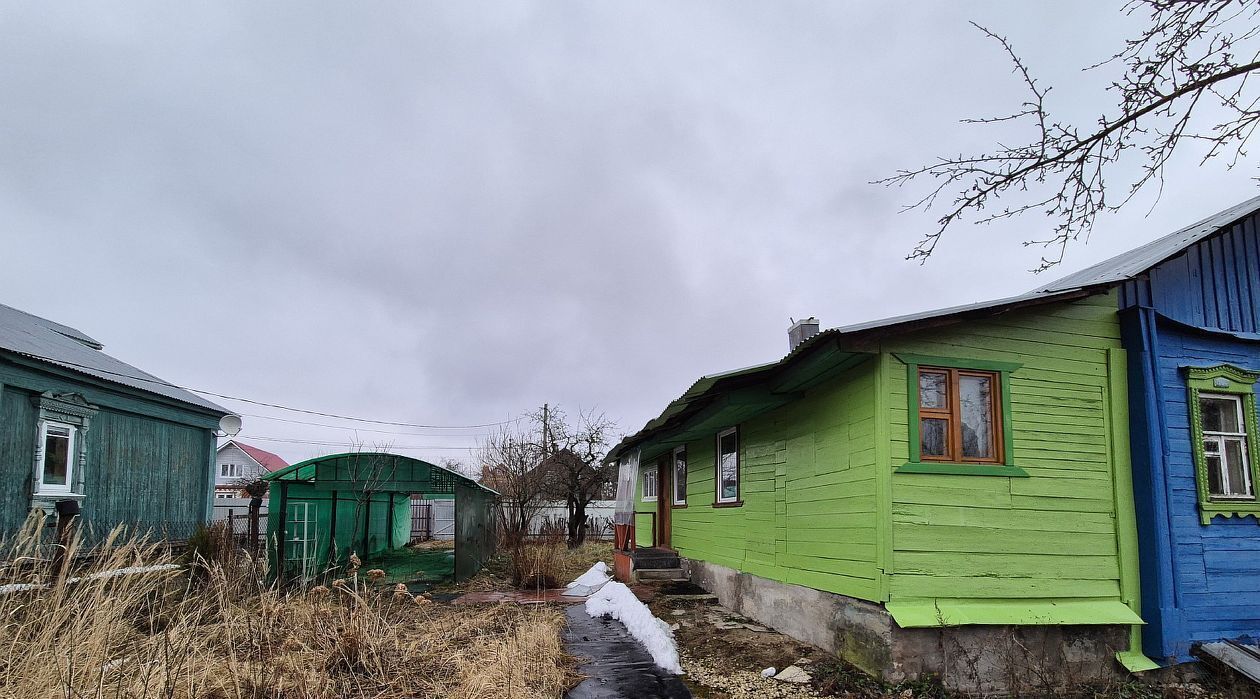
[
  {"xmin": 917, "ymin": 367, "xmax": 1004, "ymax": 465},
  {"xmin": 35, "ymin": 421, "xmax": 76, "ymax": 494},
  {"xmin": 1185, "ymin": 364, "xmax": 1260, "ymax": 524},
  {"xmin": 642, "ymin": 466, "xmax": 658, "ymax": 502},
  {"xmin": 672, "ymin": 446, "xmax": 688, "ymax": 507},
  {"xmin": 714, "ymin": 426, "xmax": 742, "ymax": 506},
  {"xmin": 895, "ymin": 354, "xmax": 1027, "ymax": 477},
  {"xmin": 1199, "ymin": 393, "xmax": 1254, "ymax": 499}
]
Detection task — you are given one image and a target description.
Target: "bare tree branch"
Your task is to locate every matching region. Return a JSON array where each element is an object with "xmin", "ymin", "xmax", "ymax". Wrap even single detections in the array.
[{"xmin": 879, "ymin": 1, "xmax": 1260, "ymax": 271}]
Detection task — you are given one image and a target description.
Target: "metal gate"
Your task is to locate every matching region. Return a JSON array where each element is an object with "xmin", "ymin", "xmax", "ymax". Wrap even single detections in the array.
[{"xmin": 410, "ymin": 500, "xmax": 432, "ymax": 541}]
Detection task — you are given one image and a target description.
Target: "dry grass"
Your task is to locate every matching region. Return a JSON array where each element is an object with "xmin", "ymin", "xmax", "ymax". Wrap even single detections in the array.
[
  {"xmin": 452, "ymin": 538, "xmax": 613, "ymax": 593},
  {"xmin": 0, "ymin": 518, "xmax": 573, "ymax": 698}
]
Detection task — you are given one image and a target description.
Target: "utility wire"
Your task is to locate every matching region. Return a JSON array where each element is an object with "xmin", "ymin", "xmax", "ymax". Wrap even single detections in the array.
[
  {"xmin": 244, "ymin": 435, "xmax": 480, "ymax": 451},
  {"xmin": 237, "ymin": 412, "xmax": 497, "ymax": 437},
  {"xmin": 11, "ymin": 349, "xmax": 519, "ymax": 429}
]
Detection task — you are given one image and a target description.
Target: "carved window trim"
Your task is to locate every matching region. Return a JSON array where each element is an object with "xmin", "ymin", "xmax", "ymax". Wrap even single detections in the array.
[
  {"xmin": 1184, "ymin": 364, "xmax": 1260, "ymax": 525},
  {"xmin": 29, "ymin": 392, "xmax": 97, "ymax": 505}
]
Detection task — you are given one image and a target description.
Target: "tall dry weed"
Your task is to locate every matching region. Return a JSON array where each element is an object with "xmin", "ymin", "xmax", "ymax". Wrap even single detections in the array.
[{"xmin": 0, "ymin": 515, "xmax": 572, "ymax": 698}]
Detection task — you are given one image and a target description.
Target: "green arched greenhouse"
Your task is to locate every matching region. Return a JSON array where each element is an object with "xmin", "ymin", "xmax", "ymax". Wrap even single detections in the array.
[{"xmin": 263, "ymin": 452, "xmax": 497, "ymax": 585}]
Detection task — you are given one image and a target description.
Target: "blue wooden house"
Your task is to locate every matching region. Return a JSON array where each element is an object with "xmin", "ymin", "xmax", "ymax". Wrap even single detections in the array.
[
  {"xmin": 1042, "ymin": 196, "xmax": 1260, "ymax": 663},
  {"xmin": 0, "ymin": 303, "xmax": 233, "ymax": 538}
]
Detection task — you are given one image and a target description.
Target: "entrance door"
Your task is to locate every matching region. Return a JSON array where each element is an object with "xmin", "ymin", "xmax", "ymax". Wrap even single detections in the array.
[{"xmin": 656, "ymin": 455, "xmax": 672, "ymax": 549}]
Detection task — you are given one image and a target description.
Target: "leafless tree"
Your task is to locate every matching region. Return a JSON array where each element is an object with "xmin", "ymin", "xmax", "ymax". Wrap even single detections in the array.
[
  {"xmin": 477, "ymin": 427, "xmax": 548, "ymax": 545},
  {"xmin": 533, "ymin": 406, "xmax": 617, "ymax": 548},
  {"xmin": 880, "ymin": 1, "xmax": 1260, "ymax": 271}
]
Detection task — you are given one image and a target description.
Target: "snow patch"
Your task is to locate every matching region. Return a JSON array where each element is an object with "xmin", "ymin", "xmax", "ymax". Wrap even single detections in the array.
[
  {"xmin": 567, "ymin": 561, "xmax": 611, "ymax": 589},
  {"xmin": 585, "ymin": 581, "xmax": 683, "ymax": 674}
]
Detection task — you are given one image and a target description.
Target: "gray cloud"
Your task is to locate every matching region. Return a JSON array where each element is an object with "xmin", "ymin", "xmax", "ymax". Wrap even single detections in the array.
[{"xmin": 2, "ymin": 1, "xmax": 1256, "ymax": 462}]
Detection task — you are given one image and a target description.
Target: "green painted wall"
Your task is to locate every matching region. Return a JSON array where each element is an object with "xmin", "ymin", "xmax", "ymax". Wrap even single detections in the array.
[
  {"xmin": 637, "ymin": 358, "xmax": 883, "ymax": 601},
  {"xmin": 267, "ymin": 485, "xmax": 410, "ymax": 577},
  {"xmin": 882, "ymin": 292, "xmax": 1138, "ymax": 610},
  {"xmin": 0, "ymin": 360, "xmax": 220, "ymax": 536},
  {"xmin": 633, "ymin": 291, "xmax": 1142, "ymax": 624}
]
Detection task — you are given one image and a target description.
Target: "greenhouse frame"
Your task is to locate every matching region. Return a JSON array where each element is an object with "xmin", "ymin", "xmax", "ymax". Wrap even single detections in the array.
[{"xmin": 262, "ymin": 452, "xmax": 497, "ymax": 584}]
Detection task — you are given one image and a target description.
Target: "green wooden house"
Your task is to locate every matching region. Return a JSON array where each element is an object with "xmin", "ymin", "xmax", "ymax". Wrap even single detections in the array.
[
  {"xmin": 0, "ymin": 303, "xmax": 232, "ymax": 539},
  {"xmin": 608, "ymin": 289, "xmax": 1148, "ymax": 693}
]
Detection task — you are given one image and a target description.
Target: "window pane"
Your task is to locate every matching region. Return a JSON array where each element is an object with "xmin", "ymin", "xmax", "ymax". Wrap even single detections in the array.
[
  {"xmin": 43, "ymin": 429, "xmax": 70, "ymax": 486},
  {"xmin": 718, "ymin": 431, "xmax": 738, "ymax": 500},
  {"xmin": 1201, "ymin": 396, "xmax": 1240, "ymax": 433},
  {"xmin": 1206, "ymin": 453, "xmax": 1224, "ymax": 495},
  {"xmin": 674, "ymin": 452, "xmax": 687, "ymax": 502},
  {"xmin": 960, "ymin": 374, "xmax": 994, "ymax": 459},
  {"xmin": 1224, "ymin": 438, "xmax": 1253, "ymax": 497},
  {"xmin": 719, "ymin": 451, "xmax": 738, "ymax": 500},
  {"xmin": 921, "ymin": 418, "xmax": 948, "ymax": 457},
  {"xmin": 919, "ymin": 371, "xmax": 947, "ymax": 409}
]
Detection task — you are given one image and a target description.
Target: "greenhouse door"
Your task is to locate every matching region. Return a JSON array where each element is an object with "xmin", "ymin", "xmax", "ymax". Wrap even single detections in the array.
[{"xmin": 284, "ymin": 502, "xmax": 317, "ymax": 582}]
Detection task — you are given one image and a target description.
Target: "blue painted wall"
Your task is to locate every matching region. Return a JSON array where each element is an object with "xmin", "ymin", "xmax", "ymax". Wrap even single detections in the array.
[{"xmin": 1120, "ymin": 209, "xmax": 1260, "ymax": 662}]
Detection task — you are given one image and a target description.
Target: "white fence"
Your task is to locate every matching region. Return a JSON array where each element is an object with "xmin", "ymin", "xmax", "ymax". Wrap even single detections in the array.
[
  {"xmin": 512, "ymin": 500, "xmax": 616, "ymax": 538},
  {"xmin": 212, "ymin": 498, "xmax": 266, "ymax": 521}
]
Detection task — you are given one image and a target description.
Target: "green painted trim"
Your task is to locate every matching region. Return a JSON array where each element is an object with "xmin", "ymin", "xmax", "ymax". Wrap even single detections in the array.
[
  {"xmin": 1183, "ymin": 364, "xmax": 1260, "ymax": 524},
  {"xmin": 886, "ymin": 598, "xmax": 1144, "ymax": 628},
  {"xmin": 1115, "ymin": 651, "xmax": 1161, "ymax": 673},
  {"xmin": 892, "ymin": 353, "xmax": 1022, "ymax": 373},
  {"xmin": 896, "ymin": 462, "xmax": 1029, "ymax": 477},
  {"xmin": 1107, "ymin": 348, "xmax": 1148, "ymax": 665},
  {"xmin": 899, "ymin": 354, "xmax": 1019, "ymax": 469},
  {"xmin": 874, "ymin": 352, "xmax": 893, "ymax": 601}
]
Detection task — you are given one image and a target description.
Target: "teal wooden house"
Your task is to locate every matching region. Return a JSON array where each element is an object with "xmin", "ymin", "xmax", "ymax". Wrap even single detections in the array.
[{"xmin": 0, "ymin": 303, "xmax": 232, "ymax": 537}]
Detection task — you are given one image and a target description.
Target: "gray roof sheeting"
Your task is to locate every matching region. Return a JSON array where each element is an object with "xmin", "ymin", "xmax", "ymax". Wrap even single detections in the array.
[
  {"xmin": 0, "ymin": 303, "xmax": 229, "ymax": 414},
  {"xmin": 1037, "ymin": 193, "xmax": 1260, "ymax": 293}
]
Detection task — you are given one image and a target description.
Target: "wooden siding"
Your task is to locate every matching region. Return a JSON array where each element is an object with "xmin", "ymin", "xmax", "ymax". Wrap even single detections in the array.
[
  {"xmin": 1120, "ymin": 209, "xmax": 1260, "ymax": 333},
  {"xmin": 883, "ymin": 291, "xmax": 1138, "ymax": 609},
  {"xmin": 1121, "ymin": 213, "xmax": 1260, "ymax": 662},
  {"xmin": 639, "ymin": 359, "xmax": 883, "ymax": 601},
  {"xmin": 0, "ymin": 361, "xmax": 217, "ymax": 535}
]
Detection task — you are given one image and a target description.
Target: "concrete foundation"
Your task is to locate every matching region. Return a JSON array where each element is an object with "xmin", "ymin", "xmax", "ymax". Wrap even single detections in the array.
[{"xmin": 683, "ymin": 558, "xmax": 1130, "ymax": 695}]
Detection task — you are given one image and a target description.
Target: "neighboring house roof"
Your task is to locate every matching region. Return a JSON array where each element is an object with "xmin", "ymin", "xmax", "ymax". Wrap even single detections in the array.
[
  {"xmin": 218, "ymin": 440, "xmax": 289, "ymax": 473},
  {"xmin": 0, "ymin": 303, "xmax": 229, "ymax": 414},
  {"xmin": 608, "ymin": 195, "xmax": 1260, "ymax": 462}
]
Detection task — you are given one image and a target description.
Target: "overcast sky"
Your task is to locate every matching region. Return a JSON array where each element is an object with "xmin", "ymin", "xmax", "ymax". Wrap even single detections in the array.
[{"xmin": 2, "ymin": 2, "xmax": 1257, "ymax": 465}]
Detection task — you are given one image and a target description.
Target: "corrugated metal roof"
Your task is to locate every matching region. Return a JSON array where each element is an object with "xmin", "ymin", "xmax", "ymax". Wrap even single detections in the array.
[
  {"xmin": 0, "ymin": 302, "xmax": 229, "ymax": 414},
  {"xmin": 611, "ymin": 195, "xmax": 1260, "ymax": 461},
  {"xmin": 1037, "ymin": 193, "xmax": 1260, "ymax": 293}
]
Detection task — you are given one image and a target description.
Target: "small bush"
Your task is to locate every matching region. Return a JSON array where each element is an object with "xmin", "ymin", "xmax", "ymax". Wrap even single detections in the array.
[{"xmin": 508, "ymin": 530, "xmax": 566, "ymax": 589}]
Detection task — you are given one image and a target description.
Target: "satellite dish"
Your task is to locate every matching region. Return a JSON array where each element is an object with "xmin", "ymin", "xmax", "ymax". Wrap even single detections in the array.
[{"xmin": 218, "ymin": 414, "xmax": 243, "ymax": 437}]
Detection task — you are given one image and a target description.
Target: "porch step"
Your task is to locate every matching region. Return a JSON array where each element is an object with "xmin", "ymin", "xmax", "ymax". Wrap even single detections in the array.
[
  {"xmin": 631, "ymin": 547, "xmax": 681, "ymax": 570},
  {"xmin": 636, "ymin": 567, "xmax": 688, "ymax": 582}
]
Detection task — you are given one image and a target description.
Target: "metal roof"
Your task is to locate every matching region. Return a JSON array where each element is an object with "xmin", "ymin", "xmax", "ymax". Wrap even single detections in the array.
[
  {"xmin": 1037, "ymin": 193, "xmax": 1260, "ymax": 293},
  {"xmin": 0, "ymin": 302, "xmax": 229, "ymax": 414},
  {"xmin": 612, "ymin": 195, "xmax": 1260, "ymax": 461}
]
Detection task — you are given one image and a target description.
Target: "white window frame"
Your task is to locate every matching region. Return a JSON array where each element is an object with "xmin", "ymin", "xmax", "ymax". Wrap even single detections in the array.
[
  {"xmin": 220, "ymin": 462, "xmax": 243, "ymax": 479},
  {"xmin": 672, "ymin": 446, "xmax": 687, "ymax": 506},
  {"xmin": 642, "ymin": 467, "xmax": 658, "ymax": 502},
  {"xmin": 1201, "ymin": 393, "xmax": 1254, "ymax": 499},
  {"xmin": 215, "ymin": 491, "xmax": 236, "ymax": 499},
  {"xmin": 716, "ymin": 427, "xmax": 740, "ymax": 504},
  {"xmin": 35, "ymin": 421, "xmax": 76, "ymax": 495}
]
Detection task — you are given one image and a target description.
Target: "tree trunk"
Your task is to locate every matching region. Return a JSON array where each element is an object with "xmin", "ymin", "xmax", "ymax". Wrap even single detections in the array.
[{"xmin": 567, "ymin": 499, "xmax": 588, "ymax": 549}]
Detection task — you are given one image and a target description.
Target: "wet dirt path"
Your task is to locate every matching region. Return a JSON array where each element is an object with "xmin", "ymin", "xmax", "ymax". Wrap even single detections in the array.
[{"xmin": 563, "ymin": 605, "xmax": 692, "ymax": 699}]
